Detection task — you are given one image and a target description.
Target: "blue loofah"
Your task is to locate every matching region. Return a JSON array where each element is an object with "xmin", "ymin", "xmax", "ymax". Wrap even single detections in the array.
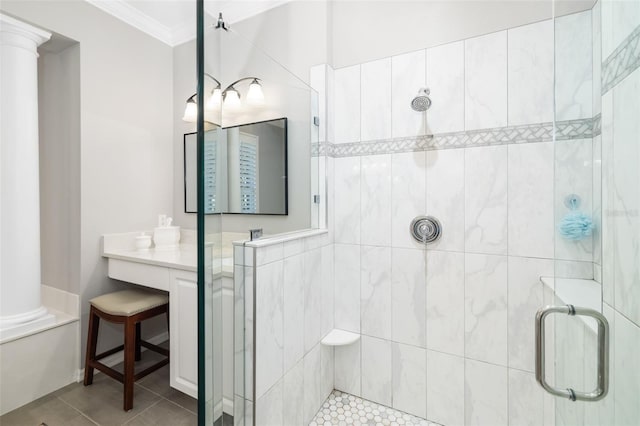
[{"xmin": 559, "ymin": 211, "xmax": 594, "ymax": 241}]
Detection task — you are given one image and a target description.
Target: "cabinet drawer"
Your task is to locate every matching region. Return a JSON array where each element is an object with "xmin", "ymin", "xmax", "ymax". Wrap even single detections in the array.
[{"xmin": 108, "ymin": 259, "xmax": 170, "ymax": 291}]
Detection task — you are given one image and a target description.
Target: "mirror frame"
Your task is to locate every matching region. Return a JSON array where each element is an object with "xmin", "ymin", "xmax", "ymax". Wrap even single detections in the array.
[{"xmin": 184, "ymin": 117, "xmax": 289, "ymax": 215}]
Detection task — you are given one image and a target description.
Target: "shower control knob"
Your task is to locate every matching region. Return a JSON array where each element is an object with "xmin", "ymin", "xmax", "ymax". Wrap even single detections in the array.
[{"xmin": 410, "ymin": 216, "xmax": 442, "ymax": 244}]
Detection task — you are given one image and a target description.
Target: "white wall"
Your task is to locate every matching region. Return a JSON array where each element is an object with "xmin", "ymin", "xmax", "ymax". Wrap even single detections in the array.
[
  {"xmin": 173, "ymin": 40, "xmax": 197, "ymax": 228},
  {"xmin": 232, "ymin": 0, "xmax": 331, "ymax": 84},
  {"xmin": 38, "ymin": 39, "xmax": 81, "ymax": 294},
  {"xmin": 1, "ymin": 0, "xmax": 174, "ymax": 364},
  {"xmin": 173, "ymin": 2, "xmax": 331, "ymax": 235},
  {"xmin": 173, "ymin": 24, "xmax": 320, "ymax": 236}
]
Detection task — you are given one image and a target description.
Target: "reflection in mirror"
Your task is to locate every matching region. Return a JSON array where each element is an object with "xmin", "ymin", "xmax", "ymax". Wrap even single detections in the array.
[{"xmin": 184, "ymin": 117, "xmax": 288, "ymax": 215}]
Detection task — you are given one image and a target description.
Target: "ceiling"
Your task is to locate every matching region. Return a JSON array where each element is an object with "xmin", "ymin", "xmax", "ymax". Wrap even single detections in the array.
[{"xmin": 86, "ymin": 0, "xmax": 292, "ymax": 46}]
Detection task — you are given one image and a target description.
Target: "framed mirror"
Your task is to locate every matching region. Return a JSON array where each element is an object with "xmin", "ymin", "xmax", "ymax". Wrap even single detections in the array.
[{"xmin": 184, "ymin": 117, "xmax": 288, "ymax": 215}]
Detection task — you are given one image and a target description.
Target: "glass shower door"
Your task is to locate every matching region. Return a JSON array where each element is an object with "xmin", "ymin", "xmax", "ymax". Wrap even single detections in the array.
[{"xmin": 546, "ymin": 1, "xmax": 640, "ymax": 425}]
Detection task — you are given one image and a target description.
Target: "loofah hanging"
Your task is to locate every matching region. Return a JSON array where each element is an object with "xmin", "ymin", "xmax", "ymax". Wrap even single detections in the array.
[{"xmin": 559, "ymin": 195, "xmax": 594, "ymax": 241}]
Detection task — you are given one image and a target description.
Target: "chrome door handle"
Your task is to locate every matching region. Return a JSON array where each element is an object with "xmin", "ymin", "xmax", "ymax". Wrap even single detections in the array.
[{"xmin": 535, "ymin": 304, "xmax": 609, "ymax": 402}]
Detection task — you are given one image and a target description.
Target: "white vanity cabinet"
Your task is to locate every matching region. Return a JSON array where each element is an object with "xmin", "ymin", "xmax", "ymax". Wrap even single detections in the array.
[
  {"xmin": 169, "ymin": 269, "xmax": 198, "ymax": 397},
  {"xmin": 102, "ymin": 234, "xmax": 200, "ymax": 399}
]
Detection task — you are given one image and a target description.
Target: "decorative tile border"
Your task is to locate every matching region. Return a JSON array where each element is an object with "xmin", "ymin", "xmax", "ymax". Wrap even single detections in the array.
[
  {"xmin": 313, "ymin": 117, "xmax": 596, "ymax": 158},
  {"xmin": 602, "ymin": 24, "xmax": 640, "ymax": 94},
  {"xmin": 555, "ymin": 117, "xmax": 596, "ymax": 140},
  {"xmin": 592, "ymin": 113, "xmax": 602, "ymax": 137},
  {"xmin": 465, "ymin": 122, "xmax": 553, "ymax": 147}
]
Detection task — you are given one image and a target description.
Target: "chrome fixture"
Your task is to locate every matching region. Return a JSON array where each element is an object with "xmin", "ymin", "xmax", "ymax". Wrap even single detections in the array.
[
  {"xmin": 564, "ymin": 193, "xmax": 582, "ymax": 210},
  {"xmin": 535, "ymin": 304, "xmax": 609, "ymax": 401},
  {"xmin": 183, "ymin": 74, "xmax": 265, "ymax": 122},
  {"xmin": 410, "ymin": 216, "xmax": 441, "ymax": 244},
  {"xmin": 411, "ymin": 87, "xmax": 432, "ymax": 112},
  {"xmin": 215, "ymin": 12, "xmax": 228, "ymax": 31},
  {"xmin": 249, "ymin": 229, "xmax": 263, "ymax": 241}
]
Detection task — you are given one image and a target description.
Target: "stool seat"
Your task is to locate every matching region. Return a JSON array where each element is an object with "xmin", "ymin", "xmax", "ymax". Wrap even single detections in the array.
[{"xmin": 90, "ymin": 289, "xmax": 168, "ymax": 316}]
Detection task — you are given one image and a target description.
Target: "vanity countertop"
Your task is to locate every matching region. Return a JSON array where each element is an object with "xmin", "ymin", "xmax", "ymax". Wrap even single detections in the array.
[
  {"xmin": 102, "ymin": 231, "xmax": 233, "ymax": 276},
  {"xmin": 103, "ymin": 244, "xmax": 198, "ymax": 271}
]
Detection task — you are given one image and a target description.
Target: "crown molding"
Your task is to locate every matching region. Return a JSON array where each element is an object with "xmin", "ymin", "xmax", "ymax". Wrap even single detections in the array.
[
  {"xmin": 170, "ymin": 20, "xmax": 196, "ymax": 46},
  {"xmin": 85, "ymin": 0, "xmax": 293, "ymax": 47},
  {"xmin": 85, "ymin": 0, "xmax": 175, "ymax": 46}
]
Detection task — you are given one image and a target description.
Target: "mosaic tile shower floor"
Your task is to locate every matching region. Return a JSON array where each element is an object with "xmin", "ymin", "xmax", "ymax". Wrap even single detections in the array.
[{"xmin": 309, "ymin": 390, "xmax": 442, "ymax": 426}]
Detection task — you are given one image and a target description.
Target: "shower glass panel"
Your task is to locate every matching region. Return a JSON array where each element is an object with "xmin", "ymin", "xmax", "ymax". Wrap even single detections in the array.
[
  {"xmin": 220, "ymin": 27, "xmax": 320, "ymax": 426},
  {"xmin": 552, "ymin": 1, "xmax": 639, "ymax": 425},
  {"xmin": 197, "ymin": 5, "xmax": 224, "ymax": 426},
  {"xmin": 198, "ymin": 3, "xmax": 320, "ymax": 425}
]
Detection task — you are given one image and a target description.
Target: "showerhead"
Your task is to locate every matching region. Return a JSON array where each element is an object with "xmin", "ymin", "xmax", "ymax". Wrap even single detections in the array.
[{"xmin": 411, "ymin": 88, "xmax": 432, "ymax": 112}]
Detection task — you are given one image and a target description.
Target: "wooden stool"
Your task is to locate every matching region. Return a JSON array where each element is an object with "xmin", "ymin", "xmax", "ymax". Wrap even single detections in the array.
[{"xmin": 83, "ymin": 289, "xmax": 170, "ymax": 411}]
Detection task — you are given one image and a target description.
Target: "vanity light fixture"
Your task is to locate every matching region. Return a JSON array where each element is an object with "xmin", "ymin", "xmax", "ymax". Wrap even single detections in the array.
[
  {"xmin": 182, "ymin": 97, "xmax": 198, "ymax": 122},
  {"xmin": 182, "ymin": 75, "xmax": 265, "ymax": 122},
  {"xmin": 182, "ymin": 73, "xmax": 221, "ymax": 122},
  {"xmin": 221, "ymin": 77, "xmax": 264, "ymax": 109},
  {"xmin": 246, "ymin": 78, "xmax": 265, "ymax": 105}
]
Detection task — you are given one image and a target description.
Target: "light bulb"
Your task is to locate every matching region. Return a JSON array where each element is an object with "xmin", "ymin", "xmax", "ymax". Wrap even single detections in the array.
[
  {"xmin": 182, "ymin": 100, "xmax": 197, "ymax": 122},
  {"xmin": 224, "ymin": 88, "xmax": 241, "ymax": 110},
  {"xmin": 207, "ymin": 88, "xmax": 222, "ymax": 109},
  {"xmin": 246, "ymin": 79, "xmax": 265, "ymax": 105}
]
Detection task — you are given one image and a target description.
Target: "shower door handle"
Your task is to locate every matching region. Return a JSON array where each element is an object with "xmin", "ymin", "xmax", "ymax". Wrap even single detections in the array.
[{"xmin": 535, "ymin": 304, "xmax": 610, "ymax": 402}]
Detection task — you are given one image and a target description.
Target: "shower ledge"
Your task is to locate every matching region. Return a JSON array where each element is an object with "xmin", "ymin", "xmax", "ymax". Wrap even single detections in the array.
[
  {"xmin": 321, "ymin": 329, "xmax": 360, "ymax": 346},
  {"xmin": 540, "ymin": 276, "xmax": 602, "ymax": 334}
]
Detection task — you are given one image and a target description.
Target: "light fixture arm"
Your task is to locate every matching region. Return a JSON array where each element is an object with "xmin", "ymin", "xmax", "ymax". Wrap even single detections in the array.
[
  {"xmin": 186, "ymin": 73, "xmax": 221, "ymax": 103},
  {"xmin": 204, "ymin": 73, "xmax": 221, "ymax": 89},
  {"xmin": 222, "ymin": 77, "xmax": 261, "ymax": 95}
]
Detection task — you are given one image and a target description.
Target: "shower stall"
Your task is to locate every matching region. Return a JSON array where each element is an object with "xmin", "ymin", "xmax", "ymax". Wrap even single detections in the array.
[{"xmin": 193, "ymin": 0, "xmax": 639, "ymax": 425}]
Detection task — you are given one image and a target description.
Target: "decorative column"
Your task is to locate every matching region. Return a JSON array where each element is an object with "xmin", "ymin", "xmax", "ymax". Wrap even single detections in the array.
[{"xmin": 0, "ymin": 14, "xmax": 53, "ymax": 333}]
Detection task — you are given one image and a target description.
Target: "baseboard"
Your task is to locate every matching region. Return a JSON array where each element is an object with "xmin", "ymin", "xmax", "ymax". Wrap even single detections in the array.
[{"xmin": 75, "ymin": 331, "xmax": 169, "ymax": 381}]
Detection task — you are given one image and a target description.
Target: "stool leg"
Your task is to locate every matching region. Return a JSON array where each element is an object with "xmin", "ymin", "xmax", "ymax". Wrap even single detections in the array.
[
  {"xmin": 83, "ymin": 307, "xmax": 100, "ymax": 386},
  {"xmin": 135, "ymin": 322, "xmax": 141, "ymax": 361},
  {"xmin": 124, "ymin": 318, "xmax": 136, "ymax": 411}
]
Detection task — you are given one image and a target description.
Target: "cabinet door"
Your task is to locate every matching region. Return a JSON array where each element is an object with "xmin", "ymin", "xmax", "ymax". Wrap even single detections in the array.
[{"xmin": 169, "ymin": 269, "xmax": 198, "ymax": 398}]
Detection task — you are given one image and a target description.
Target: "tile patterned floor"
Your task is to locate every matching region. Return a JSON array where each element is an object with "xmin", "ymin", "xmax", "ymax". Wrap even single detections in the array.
[
  {"xmin": 0, "ymin": 345, "xmax": 197, "ymax": 426},
  {"xmin": 310, "ymin": 391, "xmax": 442, "ymax": 426}
]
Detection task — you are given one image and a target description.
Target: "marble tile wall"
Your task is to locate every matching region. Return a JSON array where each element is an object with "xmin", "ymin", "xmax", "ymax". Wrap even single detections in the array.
[
  {"xmin": 300, "ymin": 5, "xmax": 638, "ymax": 426},
  {"xmin": 323, "ymin": 11, "xmax": 600, "ymax": 426},
  {"xmin": 234, "ymin": 232, "xmax": 335, "ymax": 425}
]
